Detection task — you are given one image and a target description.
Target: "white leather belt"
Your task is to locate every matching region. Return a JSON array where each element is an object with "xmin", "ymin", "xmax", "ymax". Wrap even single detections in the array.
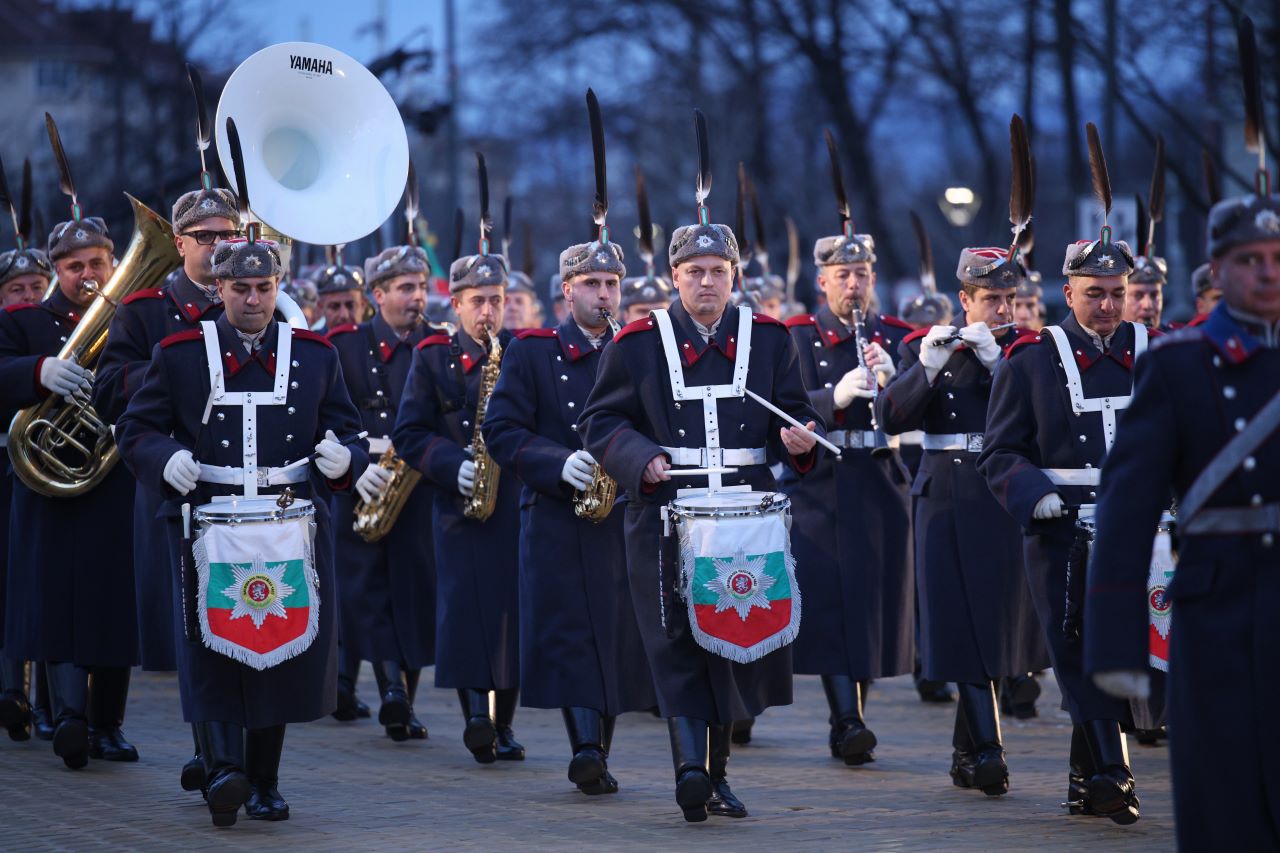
[
  {"xmin": 827, "ymin": 430, "xmax": 881, "ymax": 450},
  {"xmin": 897, "ymin": 430, "xmax": 923, "ymax": 446},
  {"xmin": 1041, "ymin": 468, "xmax": 1100, "ymax": 486},
  {"xmin": 660, "ymin": 446, "xmax": 767, "ymax": 467},
  {"xmin": 198, "ymin": 463, "xmax": 310, "ymax": 487},
  {"xmin": 922, "ymin": 432, "xmax": 984, "ymax": 452},
  {"xmin": 367, "ymin": 436, "xmax": 391, "ymax": 456}
]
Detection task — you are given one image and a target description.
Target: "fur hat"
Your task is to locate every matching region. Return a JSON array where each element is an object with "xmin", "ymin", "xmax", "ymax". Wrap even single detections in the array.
[
  {"xmin": 669, "ymin": 223, "xmax": 739, "ymax": 267},
  {"xmin": 47, "ymin": 217, "xmax": 113, "ymax": 261},
  {"xmin": 1062, "ymin": 238, "xmax": 1135, "ymax": 277},
  {"xmin": 1128, "ymin": 255, "xmax": 1168, "ymax": 286},
  {"xmin": 901, "ymin": 292, "xmax": 954, "ymax": 327},
  {"xmin": 449, "ymin": 253, "xmax": 508, "ymax": 293},
  {"xmin": 813, "ymin": 233, "xmax": 876, "ymax": 266},
  {"xmin": 1206, "ymin": 194, "xmax": 1280, "ymax": 259},
  {"xmin": 0, "ymin": 247, "xmax": 53, "ymax": 287},
  {"xmin": 506, "ymin": 270, "xmax": 538, "ymax": 295},
  {"xmin": 1190, "ymin": 262, "xmax": 1214, "ymax": 297},
  {"xmin": 364, "ymin": 244, "xmax": 430, "ymax": 290},
  {"xmin": 956, "ymin": 247, "xmax": 1026, "ymax": 288},
  {"xmin": 315, "ymin": 262, "xmax": 365, "ymax": 295},
  {"xmin": 620, "ymin": 274, "xmax": 674, "ymax": 311},
  {"xmin": 211, "ymin": 238, "xmax": 282, "ymax": 279},
  {"xmin": 560, "ymin": 240, "xmax": 626, "ymax": 281},
  {"xmin": 172, "ymin": 188, "xmax": 239, "ymax": 233}
]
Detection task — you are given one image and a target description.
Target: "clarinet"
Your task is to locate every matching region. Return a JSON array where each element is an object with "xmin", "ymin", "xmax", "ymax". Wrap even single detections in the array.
[{"xmin": 851, "ymin": 307, "xmax": 891, "ymax": 458}]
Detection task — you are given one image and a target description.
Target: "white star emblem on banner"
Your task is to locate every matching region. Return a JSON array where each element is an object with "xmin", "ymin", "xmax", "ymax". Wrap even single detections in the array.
[
  {"xmin": 704, "ymin": 548, "xmax": 775, "ymax": 621},
  {"xmin": 222, "ymin": 554, "xmax": 295, "ymax": 629}
]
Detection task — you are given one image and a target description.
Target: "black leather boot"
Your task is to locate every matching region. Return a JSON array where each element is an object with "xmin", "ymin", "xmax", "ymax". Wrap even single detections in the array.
[
  {"xmin": 956, "ymin": 681, "xmax": 1007, "ymax": 796},
  {"xmin": 494, "ymin": 688, "xmax": 524, "ymax": 760},
  {"xmin": 821, "ymin": 675, "xmax": 877, "ymax": 765},
  {"xmin": 198, "ymin": 722, "xmax": 250, "ymax": 826},
  {"xmin": 31, "ymin": 663, "xmax": 53, "ymax": 741},
  {"xmin": 1065, "ymin": 724, "xmax": 1098, "ymax": 816},
  {"xmin": 914, "ymin": 659, "xmax": 955, "ymax": 703},
  {"xmin": 457, "ymin": 688, "xmax": 496, "ymax": 763},
  {"xmin": 600, "ymin": 714, "xmax": 619, "ymax": 793},
  {"xmin": 374, "ymin": 660, "xmax": 411, "ymax": 741},
  {"xmin": 87, "ymin": 666, "xmax": 137, "ymax": 762},
  {"xmin": 731, "ymin": 717, "xmax": 754, "ymax": 744},
  {"xmin": 707, "ymin": 722, "xmax": 748, "ymax": 818},
  {"xmin": 405, "ymin": 668, "xmax": 427, "ymax": 739},
  {"xmin": 949, "ymin": 700, "xmax": 977, "ymax": 789},
  {"xmin": 668, "ymin": 717, "xmax": 712, "ymax": 823},
  {"xmin": 1083, "ymin": 719, "xmax": 1140, "ymax": 825},
  {"xmin": 0, "ymin": 655, "xmax": 31, "ymax": 741},
  {"xmin": 563, "ymin": 707, "xmax": 610, "ymax": 794},
  {"xmin": 332, "ymin": 645, "xmax": 362, "ymax": 722},
  {"xmin": 46, "ymin": 662, "xmax": 90, "ymax": 769},
  {"xmin": 245, "ymin": 725, "xmax": 289, "ymax": 821},
  {"xmin": 181, "ymin": 724, "xmax": 206, "ymax": 792},
  {"xmin": 999, "ymin": 673, "xmax": 1041, "ymax": 720}
]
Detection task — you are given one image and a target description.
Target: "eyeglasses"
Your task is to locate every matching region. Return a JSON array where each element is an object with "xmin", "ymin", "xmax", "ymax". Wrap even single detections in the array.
[{"xmin": 182, "ymin": 229, "xmax": 242, "ymax": 246}]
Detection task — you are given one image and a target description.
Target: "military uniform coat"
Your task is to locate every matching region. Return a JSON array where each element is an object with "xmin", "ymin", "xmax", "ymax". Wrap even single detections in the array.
[
  {"xmin": 483, "ymin": 318, "xmax": 655, "ymax": 715},
  {"xmin": 580, "ymin": 301, "xmax": 822, "ymax": 724},
  {"xmin": 878, "ymin": 326, "xmax": 1047, "ymax": 683},
  {"xmin": 94, "ymin": 273, "xmax": 222, "ymax": 670},
  {"xmin": 115, "ymin": 315, "xmax": 367, "ymax": 727},
  {"xmin": 0, "ymin": 291, "xmax": 137, "ymax": 667},
  {"xmin": 328, "ymin": 314, "xmax": 436, "ymax": 669},
  {"xmin": 978, "ymin": 314, "xmax": 1147, "ymax": 725},
  {"xmin": 784, "ymin": 306, "xmax": 915, "ymax": 679},
  {"xmin": 1085, "ymin": 305, "xmax": 1280, "ymax": 850},
  {"xmin": 392, "ymin": 328, "xmax": 520, "ymax": 691}
]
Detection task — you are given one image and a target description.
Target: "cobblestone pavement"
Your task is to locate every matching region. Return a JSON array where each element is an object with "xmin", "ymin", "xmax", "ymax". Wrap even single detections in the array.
[{"xmin": 0, "ymin": 669, "xmax": 1173, "ymax": 851}]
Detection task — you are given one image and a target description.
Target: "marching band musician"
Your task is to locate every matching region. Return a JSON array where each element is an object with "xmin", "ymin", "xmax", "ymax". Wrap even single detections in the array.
[
  {"xmin": 503, "ymin": 270, "xmax": 541, "ymax": 331},
  {"xmin": 1124, "ymin": 255, "xmax": 1169, "ymax": 332},
  {"xmin": 1013, "ymin": 271, "xmax": 1046, "ymax": 332},
  {"xmin": 94, "ymin": 185, "xmax": 241, "ymax": 792},
  {"xmin": 878, "ymin": 246, "xmax": 1047, "ymax": 796},
  {"xmin": 784, "ymin": 230, "xmax": 915, "ymax": 766},
  {"xmin": 483, "ymin": 184, "xmax": 656, "ymax": 795},
  {"xmin": 327, "ymin": 245, "xmax": 437, "ymax": 742},
  {"xmin": 391, "ymin": 236, "xmax": 525, "ymax": 765},
  {"xmin": 978, "ymin": 228, "xmax": 1149, "ymax": 824},
  {"xmin": 312, "ymin": 258, "xmax": 368, "ymax": 334},
  {"xmin": 115, "ymin": 236, "xmax": 366, "ymax": 826},
  {"xmin": 581, "ymin": 211, "xmax": 822, "ymax": 823},
  {"xmin": 1189, "ymin": 262, "xmax": 1220, "ymax": 325},
  {"xmin": 0, "ymin": 209, "xmax": 140, "ymax": 771},
  {"xmin": 619, "ymin": 275, "xmax": 674, "ymax": 323},
  {"xmin": 0, "ymin": 218, "xmax": 53, "ymax": 743}
]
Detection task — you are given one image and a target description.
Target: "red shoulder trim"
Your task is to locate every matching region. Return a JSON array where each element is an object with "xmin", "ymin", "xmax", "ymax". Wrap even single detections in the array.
[
  {"xmin": 880, "ymin": 314, "xmax": 913, "ymax": 331},
  {"xmin": 122, "ymin": 287, "xmax": 164, "ymax": 305},
  {"xmin": 784, "ymin": 313, "xmax": 817, "ymax": 328},
  {"xmin": 160, "ymin": 328, "xmax": 204, "ymax": 348},
  {"xmin": 325, "ymin": 323, "xmax": 359, "ymax": 339},
  {"xmin": 292, "ymin": 328, "xmax": 334, "ymax": 349},
  {"xmin": 416, "ymin": 334, "xmax": 452, "ymax": 349},
  {"xmin": 903, "ymin": 327, "xmax": 929, "ymax": 344},
  {"xmin": 516, "ymin": 327, "xmax": 558, "ymax": 340},
  {"xmin": 613, "ymin": 317, "xmax": 657, "ymax": 343},
  {"xmin": 3, "ymin": 302, "xmax": 40, "ymax": 314},
  {"xmin": 1003, "ymin": 331, "xmax": 1044, "ymax": 359},
  {"xmin": 1148, "ymin": 327, "xmax": 1165, "ymax": 339},
  {"xmin": 1187, "ymin": 313, "xmax": 1210, "ymax": 328},
  {"xmin": 751, "ymin": 312, "xmax": 785, "ymax": 327}
]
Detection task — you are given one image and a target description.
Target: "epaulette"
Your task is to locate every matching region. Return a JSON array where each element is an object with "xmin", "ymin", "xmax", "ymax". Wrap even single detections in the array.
[
  {"xmin": 417, "ymin": 334, "xmax": 452, "ymax": 349},
  {"xmin": 516, "ymin": 327, "xmax": 557, "ymax": 340},
  {"xmin": 1151, "ymin": 326, "xmax": 1205, "ymax": 350},
  {"xmin": 121, "ymin": 288, "xmax": 164, "ymax": 305},
  {"xmin": 784, "ymin": 313, "xmax": 817, "ymax": 329},
  {"xmin": 1003, "ymin": 331, "xmax": 1044, "ymax": 358},
  {"xmin": 292, "ymin": 328, "xmax": 334, "ymax": 349},
  {"xmin": 903, "ymin": 327, "xmax": 929, "ymax": 345},
  {"xmin": 880, "ymin": 314, "xmax": 913, "ymax": 331},
  {"xmin": 613, "ymin": 317, "xmax": 657, "ymax": 343},
  {"xmin": 751, "ymin": 312, "xmax": 785, "ymax": 327},
  {"xmin": 326, "ymin": 323, "xmax": 359, "ymax": 339},
  {"xmin": 2, "ymin": 302, "xmax": 40, "ymax": 314},
  {"xmin": 160, "ymin": 328, "xmax": 204, "ymax": 348}
]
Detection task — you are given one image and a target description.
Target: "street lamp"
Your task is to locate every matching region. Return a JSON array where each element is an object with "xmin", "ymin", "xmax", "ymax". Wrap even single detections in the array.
[{"xmin": 939, "ymin": 186, "xmax": 982, "ymax": 227}]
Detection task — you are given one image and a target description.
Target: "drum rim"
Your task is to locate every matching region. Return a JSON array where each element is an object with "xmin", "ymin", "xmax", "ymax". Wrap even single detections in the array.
[
  {"xmin": 194, "ymin": 497, "xmax": 315, "ymax": 523},
  {"xmin": 669, "ymin": 490, "xmax": 790, "ymax": 517}
]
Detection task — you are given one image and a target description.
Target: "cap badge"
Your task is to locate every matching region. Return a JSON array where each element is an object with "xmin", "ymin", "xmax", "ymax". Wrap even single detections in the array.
[
  {"xmin": 1099, "ymin": 253, "xmax": 1115, "ymax": 269},
  {"xmin": 15, "ymin": 256, "xmax": 28, "ymax": 269},
  {"xmin": 1255, "ymin": 209, "xmax": 1280, "ymax": 234},
  {"xmin": 200, "ymin": 198, "xmax": 217, "ymax": 210},
  {"xmin": 74, "ymin": 229, "xmax": 87, "ymax": 240},
  {"xmin": 247, "ymin": 255, "xmax": 263, "ymax": 269},
  {"xmin": 696, "ymin": 235, "xmax": 715, "ymax": 249},
  {"xmin": 595, "ymin": 251, "xmax": 609, "ymax": 264},
  {"xmin": 477, "ymin": 263, "xmax": 493, "ymax": 277},
  {"xmin": 333, "ymin": 274, "xmax": 346, "ymax": 286}
]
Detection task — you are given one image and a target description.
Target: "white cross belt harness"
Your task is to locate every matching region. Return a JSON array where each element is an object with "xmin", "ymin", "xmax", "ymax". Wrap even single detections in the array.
[
  {"xmin": 198, "ymin": 320, "xmax": 297, "ymax": 498},
  {"xmin": 1038, "ymin": 322, "xmax": 1147, "ymax": 489},
  {"xmin": 653, "ymin": 306, "xmax": 754, "ymax": 492}
]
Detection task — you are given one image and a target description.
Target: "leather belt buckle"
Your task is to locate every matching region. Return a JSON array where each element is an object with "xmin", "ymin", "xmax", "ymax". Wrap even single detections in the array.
[{"xmin": 966, "ymin": 433, "xmax": 984, "ymax": 454}]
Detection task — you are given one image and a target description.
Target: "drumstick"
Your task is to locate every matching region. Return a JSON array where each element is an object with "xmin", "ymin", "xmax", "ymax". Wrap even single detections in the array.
[
  {"xmin": 742, "ymin": 388, "xmax": 842, "ymax": 459},
  {"xmin": 276, "ymin": 430, "xmax": 370, "ymax": 475}
]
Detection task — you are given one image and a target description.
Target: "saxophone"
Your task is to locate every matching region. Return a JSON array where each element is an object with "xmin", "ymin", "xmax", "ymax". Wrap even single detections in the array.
[
  {"xmin": 352, "ymin": 442, "xmax": 422, "ymax": 543},
  {"xmin": 573, "ymin": 309, "xmax": 619, "ymax": 522},
  {"xmin": 463, "ymin": 329, "xmax": 503, "ymax": 521}
]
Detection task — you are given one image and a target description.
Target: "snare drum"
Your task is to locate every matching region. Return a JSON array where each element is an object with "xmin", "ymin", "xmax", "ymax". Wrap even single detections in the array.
[
  {"xmin": 666, "ymin": 490, "xmax": 800, "ymax": 664},
  {"xmin": 191, "ymin": 497, "xmax": 320, "ymax": 670}
]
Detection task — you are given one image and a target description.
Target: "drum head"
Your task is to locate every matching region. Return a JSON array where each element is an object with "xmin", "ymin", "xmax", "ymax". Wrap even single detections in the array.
[
  {"xmin": 670, "ymin": 490, "xmax": 788, "ymax": 517},
  {"xmin": 195, "ymin": 497, "xmax": 314, "ymax": 524}
]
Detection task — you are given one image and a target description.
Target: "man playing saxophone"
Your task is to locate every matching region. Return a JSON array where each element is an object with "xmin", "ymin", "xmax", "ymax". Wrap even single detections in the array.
[
  {"xmin": 327, "ymin": 244, "xmax": 437, "ymax": 742},
  {"xmin": 391, "ymin": 215, "xmax": 524, "ymax": 765}
]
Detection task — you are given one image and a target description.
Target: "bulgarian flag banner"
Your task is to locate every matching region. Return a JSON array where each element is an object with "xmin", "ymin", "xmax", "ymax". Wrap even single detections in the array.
[
  {"xmin": 679, "ymin": 511, "xmax": 801, "ymax": 664},
  {"xmin": 1147, "ymin": 527, "xmax": 1175, "ymax": 673},
  {"xmin": 192, "ymin": 511, "xmax": 319, "ymax": 671}
]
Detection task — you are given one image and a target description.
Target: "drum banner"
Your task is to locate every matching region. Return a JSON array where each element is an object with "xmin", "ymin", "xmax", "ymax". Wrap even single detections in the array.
[
  {"xmin": 678, "ymin": 512, "xmax": 801, "ymax": 664},
  {"xmin": 1147, "ymin": 528, "xmax": 1175, "ymax": 673},
  {"xmin": 192, "ymin": 514, "xmax": 318, "ymax": 670}
]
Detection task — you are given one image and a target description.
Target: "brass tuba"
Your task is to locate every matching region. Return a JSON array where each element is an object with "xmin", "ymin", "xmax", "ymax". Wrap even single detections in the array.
[
  {"xmin": 463, "ymin": 330, "xmax": 503, "ymax": 521},
  {"xmin": 573, "ymin": 308, "xmax": 620, "ymax": 521},
  {"xmin": 8, "ymin": 195, "xmax": 181, "ymax": 497}
]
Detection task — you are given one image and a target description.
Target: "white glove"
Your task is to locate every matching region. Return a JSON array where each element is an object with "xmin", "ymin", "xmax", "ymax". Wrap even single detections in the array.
[
  {"xmin": 355, "ymin": 463, "xmax": 393, "ymax": 503},
  {"xmin": 833, "ymin": 367, "xmax": 875, "ymax": 408},
  {"xmin": 920, "ymin": 325, "xmax": 959, "ymax": 380},
  {"xmin": 163, "ymin": 449, "xmax": 200, "ymax": 495},
  {"xmin": 39, "ymin": 357, "xmax": 90, "ymax": 397},
  {"xmin": 1033, "ymin": 492, "xmax": 1066, "ymax": 519},
  {"xmin": 864, "ymin": 341, "xmax": 897, "ymax": 383},
  {"xmin": 561, "ymin": 449, "xmax": 596, "ymax": 491},
  {"xmin": 457, "ymin": 459, "xmax": 476, "ymax": 497},
  {"xmin": 313, "ymin": 429, "xmax": 351, "ymax": 480},
  {"xmin": 1093, "ymin": 669, "xmax": 1151, "ymax": 700},
  {"xmin": 959, "ymin": 322, "xmax": 1002, "ymax": 372}
]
